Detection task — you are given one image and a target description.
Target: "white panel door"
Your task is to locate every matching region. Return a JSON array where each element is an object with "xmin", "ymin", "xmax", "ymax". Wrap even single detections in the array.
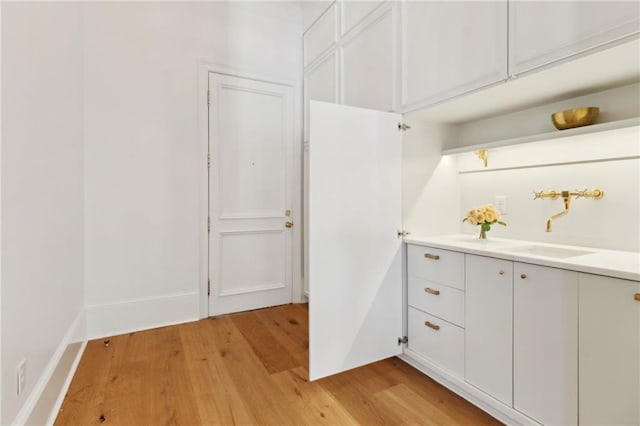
[
  {"xmin": 579, "ymin": 273, "xmax": 640, "ymax": 426},
  {"xmin": 513, "ymin": 263, "xmax": 578, "ymax": 425},
  {"xmin": 309, "ymin": 101, "xmax": 402, "ymax": 380},
  {"xmin": 208, "ymin": 73, "xmax": 294, "ymax": 316}
]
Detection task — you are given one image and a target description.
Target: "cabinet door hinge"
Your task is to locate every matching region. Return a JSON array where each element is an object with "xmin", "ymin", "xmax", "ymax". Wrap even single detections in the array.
[
  {"xmin": 207, "ymin": 89, "xmax": 211, "ymax": 106},
  {"xmin": 397, "ymin": 336, "xmax": 408, "ymax": 345},
  {"xmin": 398, "ymin": 122, "xmax": 411, "ymax": 132},
  {"xmin": 207, "ymin": 153, "xmax": 211, "ymax": 169},
  {"xmin": 207, "ymin": 279, "xmax": 211, "ymax": 296},
  {"xmin": 207, "ymin": 217, "xmax": 211, "ymax": 233},
  {"xmin": 397, "ymin": 230, "xmax": 410, "ymax": 238}
]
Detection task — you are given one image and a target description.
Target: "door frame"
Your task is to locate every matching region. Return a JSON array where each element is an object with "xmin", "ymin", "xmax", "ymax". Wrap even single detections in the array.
[{"xmin": 197, "ymin": 61, "xmax": 304, "ymax": 318}]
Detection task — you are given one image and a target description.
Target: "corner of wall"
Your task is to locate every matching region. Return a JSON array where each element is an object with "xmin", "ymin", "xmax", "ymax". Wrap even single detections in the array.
[{"xmin": 13, "ymin": 310, "xmax": 87, "ymax": 426}]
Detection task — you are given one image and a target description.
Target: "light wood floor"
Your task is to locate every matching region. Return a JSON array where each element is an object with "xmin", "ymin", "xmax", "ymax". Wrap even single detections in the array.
[{"xmin": 55, "ymin": 304, "xmax": 500, "ymax": 425}]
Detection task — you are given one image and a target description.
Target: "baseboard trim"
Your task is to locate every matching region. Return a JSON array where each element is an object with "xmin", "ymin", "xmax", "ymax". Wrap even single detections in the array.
[
  {"xmin": 85, "ymin": 292, "xmax": 199, "ymax": 339},
  {"xmin": 399, "ymin": 350, "xmax": 540, "ymax": 426},
  {"xmin": 12, "ymin": 310, "xmax": 86, "ymax": 426}
]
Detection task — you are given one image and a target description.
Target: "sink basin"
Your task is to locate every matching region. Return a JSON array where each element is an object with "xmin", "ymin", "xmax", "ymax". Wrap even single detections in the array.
[{"xmin": 507, "ymin": 245, "xmax": 594, "ymax": 259}]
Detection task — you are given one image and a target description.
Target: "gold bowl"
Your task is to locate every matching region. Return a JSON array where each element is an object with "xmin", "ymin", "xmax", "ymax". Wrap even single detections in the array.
[{"xmin": 551, "ymin": 107, "xmax": 599, "ymax": 130}]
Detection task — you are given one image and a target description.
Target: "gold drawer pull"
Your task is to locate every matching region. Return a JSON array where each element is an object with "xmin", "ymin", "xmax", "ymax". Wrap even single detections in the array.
[
  {"xmin": 424, "ymin": 321, "xmax": 440, "ymax": 330},
  {"xmin": 424, "ymin": 253, "xmax": 440, "ymax": 260},
  {"xmin": 635, "ymin": 293, "xmax": 640, "ymax": 302},
  {"xmin": 424, "ymin": 288, "xmax": 440, "ymax": 295}
]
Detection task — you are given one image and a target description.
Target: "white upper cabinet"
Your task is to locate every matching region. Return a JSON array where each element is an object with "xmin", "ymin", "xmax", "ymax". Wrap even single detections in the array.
[
  {"xmin": 402, "ymin": 1, "xmax": 508, "ymax": 110},
  {"xmin": 579, "ymin": 273, "xmax": 640, "ymax": 426},
  {"xmin": 302, "ymin": 1, "xmax": 335, "ymax": 32},
  {"xmin": 304, "ymin": 53, "xmax": 338, "ymax": 141},
  {"xmin": 341, "ymin": 1, "xmax": 384, "ymax": 35},
  {"xmin": 509, "ymin": 1, "xmax": 640, "ymax": 76},
  {"xmin": 304, "ymin": 3, "xmax": 337, "ymax": 67},
  {"xmin": 341, "ymin": 3, "xmax": 396, "ymax": 112}
]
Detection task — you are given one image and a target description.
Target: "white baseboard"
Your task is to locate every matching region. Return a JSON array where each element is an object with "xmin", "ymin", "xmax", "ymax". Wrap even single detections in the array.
[
  {"xmin": 12, "ymin": 310, "xmax": 87, "ymax": 426},
  {"xmin": 399, "ymin": 350, "xmax": 540, "ymax": 426},
  {"xmin": 85, "ymin": 292, "xmax": 199, "ymax": 339}
]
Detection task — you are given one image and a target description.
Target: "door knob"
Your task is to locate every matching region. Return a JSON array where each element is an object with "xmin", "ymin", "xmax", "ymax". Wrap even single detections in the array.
[{"xmin": 285, "ymin": 221, "xmax": 294, "ymax": 228}]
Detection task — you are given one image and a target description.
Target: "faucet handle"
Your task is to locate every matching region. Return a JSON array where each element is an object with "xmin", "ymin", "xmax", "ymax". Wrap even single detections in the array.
[
  {"xmin": 574, "ymin": 188, "xmax": 588, "ymax": 198},
  {"xmin": 533, "ymin": 190, "xmax": 542, "ymax": 200}
]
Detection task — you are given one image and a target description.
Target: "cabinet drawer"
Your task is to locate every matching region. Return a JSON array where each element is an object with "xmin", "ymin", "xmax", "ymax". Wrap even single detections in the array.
[
  {"xmin": 407, "ymin": 244, "xmax": 465, "ymax": 290},
  {"xmin": 408, "ymin": 307, "xmax": 464, "ymax": 378},
  {"xmin": 408, "ymin": 277, "xmax": 465, "ymax": 327}
]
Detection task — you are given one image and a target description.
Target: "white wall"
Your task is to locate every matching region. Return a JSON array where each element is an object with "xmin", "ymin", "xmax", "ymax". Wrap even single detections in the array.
[
  {"xmin": 457, "ymin": 128, "xmax": 640, "ymax": 252},
  {"xmin": 1, "ymin": 3, "xmax": 85, "ymax": 424},
  {"xmin": 82, "ymin": 2, "xmax": 303, "ymax": 336}
]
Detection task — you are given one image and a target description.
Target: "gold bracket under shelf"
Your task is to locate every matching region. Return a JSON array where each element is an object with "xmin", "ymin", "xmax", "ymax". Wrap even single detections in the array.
[{"xmin": 474, "ymin": 149, "xmax": 488, "ymax": 168}]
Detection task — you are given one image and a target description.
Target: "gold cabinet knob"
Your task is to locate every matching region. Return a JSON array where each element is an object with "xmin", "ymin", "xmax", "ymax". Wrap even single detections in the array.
[
  {"xmin": 634, "ymin": 293, "xmax": 640, "ymax": 302},
  {"xmin": 520, "ymin": 274, "xmax": 527, "ymax": 279},
  {"xmin": 285, "ymin": 221, "xmax": 293, "ymax": 228},
  {"xmin": 499, "ymin": 270, "xmax": 505, "ymax": 275}
]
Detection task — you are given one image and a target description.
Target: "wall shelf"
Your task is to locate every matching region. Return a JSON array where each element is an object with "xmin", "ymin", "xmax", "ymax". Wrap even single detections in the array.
[{"xmin": 442, "ymin": 116, "xmax": 640, "ymax": 156}]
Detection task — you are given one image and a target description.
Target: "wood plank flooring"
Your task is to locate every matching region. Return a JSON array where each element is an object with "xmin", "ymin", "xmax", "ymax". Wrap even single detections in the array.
[{"xmin": 55, "ymin": 304, "xmax": 501, "ymax": 425}]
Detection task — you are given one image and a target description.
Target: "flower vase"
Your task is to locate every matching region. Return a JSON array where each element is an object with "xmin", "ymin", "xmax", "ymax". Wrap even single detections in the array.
[{"xmin": 478, "ymin": 228, "xmax": 488, "ymax": 240}]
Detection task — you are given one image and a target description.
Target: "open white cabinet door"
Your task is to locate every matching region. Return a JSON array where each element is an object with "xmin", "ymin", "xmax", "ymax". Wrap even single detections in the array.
[{"xmin": 308, "ymin": 101, "xmax": 403, "ymax": 381}]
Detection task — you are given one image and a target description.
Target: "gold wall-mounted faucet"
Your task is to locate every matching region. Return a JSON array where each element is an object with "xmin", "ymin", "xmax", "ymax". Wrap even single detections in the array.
[{"xmin": 533, "ymin": 188, "xmax": 604, "ymax": 232}]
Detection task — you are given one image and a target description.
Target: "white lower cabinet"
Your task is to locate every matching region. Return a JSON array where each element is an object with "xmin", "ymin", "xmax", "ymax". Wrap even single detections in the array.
[
  {"xmin": 578, "ymin": 273, "xmax": 640, "ymax": 426},
  {"xmin": 316, "ymin": 238, "xmax": 638, "ymax": 425},
  {"xmin": 465, "ymin": 254, "xmax": 513, "ymax": 406},
  {"xmin": 408, "ymin": 245, "xmax": 639, "ymax": 425},
  {"xmin": 513, "ymin": 263, "xmax": 578, "ymax": 425}
]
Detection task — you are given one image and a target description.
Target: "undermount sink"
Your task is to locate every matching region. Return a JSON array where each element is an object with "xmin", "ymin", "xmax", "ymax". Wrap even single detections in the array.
[{"xmin": 507, "ymin": 245, "xmax": 594, "ymax": 259}]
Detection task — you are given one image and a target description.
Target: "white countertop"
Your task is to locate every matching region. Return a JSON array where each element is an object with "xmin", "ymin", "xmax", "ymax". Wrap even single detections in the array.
[{"xmin": 404, "ymin": 234, "xmax": 640, "ymax": 282}]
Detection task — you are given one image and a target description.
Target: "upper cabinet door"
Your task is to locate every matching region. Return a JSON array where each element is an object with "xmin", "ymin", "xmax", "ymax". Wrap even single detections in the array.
[
  {"xmin": 304, "ymin": 3, "xmax": 337, "ymax": 67},
  {"xmin": 341, "ymin": 3, "xmax": 397, "ymax": 112},
  {"xmin": 402, "ymin": 1, "xmax": 508, "ymax": 110},
  {"xmin": 510, "ymin": 1, "xmax": 640, "ymax": 76},
  {"xmin": 341, "ymin": 0, "xmax": 384, "ymax": 36},
  {"xmin": 304, "ymin": 52, "xmax": 338, "ymax": 142},
  {"xmin": 308, "ymin": 101, "xmax": 402, "ymax": 381}
]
